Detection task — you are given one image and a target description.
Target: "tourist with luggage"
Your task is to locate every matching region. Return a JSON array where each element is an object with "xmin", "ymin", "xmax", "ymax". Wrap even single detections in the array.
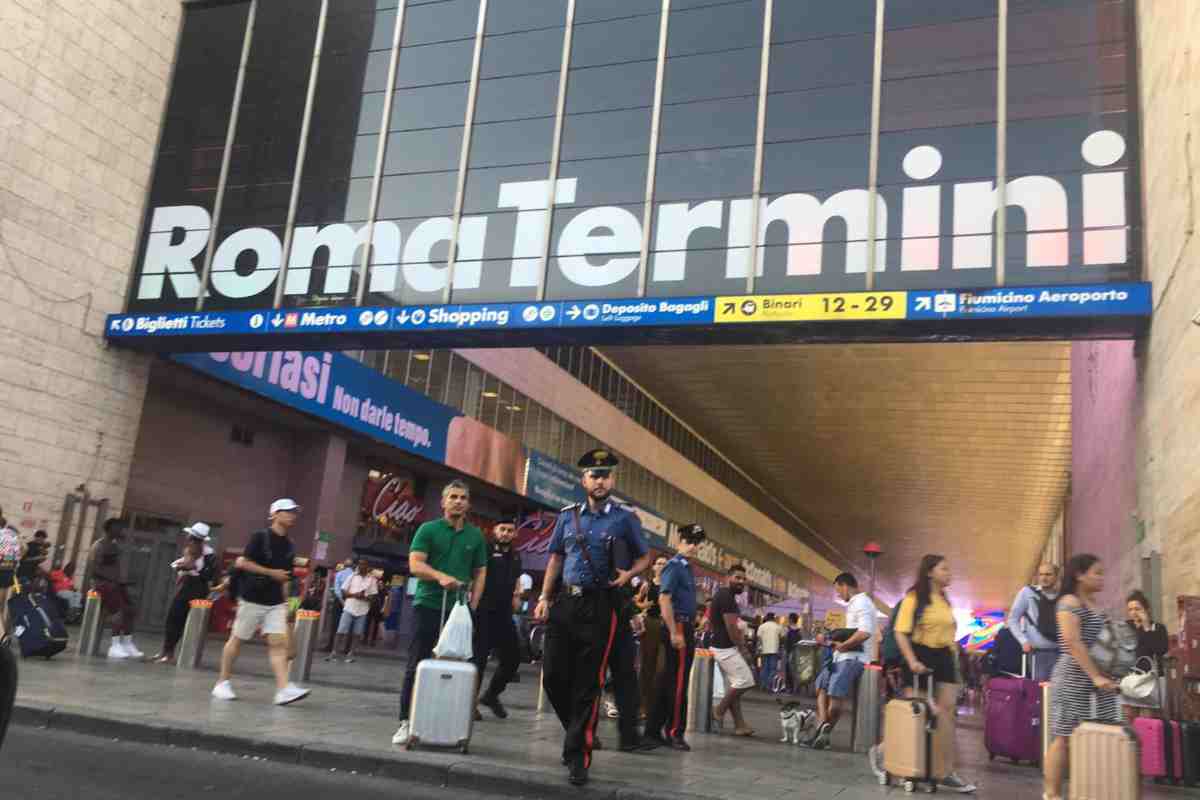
[
  {"xmin": 392, "ymin": 480, "xmax": 487, "ymax": 747},
  {"xmin": 1007, "ymin": 563, "xmax": 1061, "ymax": 682},
  {"xmin": 890, "ymin": 554, "xmax": 976, "ymax": 793},
  {"xmin": 1042, "ymin": 553, "xmax": 1122, "ymax": 800}
]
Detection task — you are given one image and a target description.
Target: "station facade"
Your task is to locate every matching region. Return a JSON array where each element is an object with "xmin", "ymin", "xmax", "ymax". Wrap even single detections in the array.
[{"xmin": 1, "ymin": 0, "xmax": 1197, "ymax": 620}]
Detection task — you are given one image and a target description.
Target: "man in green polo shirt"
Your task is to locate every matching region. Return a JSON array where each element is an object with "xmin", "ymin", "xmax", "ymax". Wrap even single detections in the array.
[{"xmin": 392, "ymin": 479, "xmax": 487, "ymax": 746}]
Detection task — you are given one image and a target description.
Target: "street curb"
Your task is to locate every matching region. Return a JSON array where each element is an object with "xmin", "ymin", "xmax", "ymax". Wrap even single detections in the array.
[{"xmin": 11, "ymin": 702, "xmax": 715, "ymax": 800}]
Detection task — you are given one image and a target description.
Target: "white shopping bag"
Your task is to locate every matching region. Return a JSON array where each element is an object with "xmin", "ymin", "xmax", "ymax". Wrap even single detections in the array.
[{"xmin": 433, "ymin": 592, "xmax": 474, "ymax": 660}]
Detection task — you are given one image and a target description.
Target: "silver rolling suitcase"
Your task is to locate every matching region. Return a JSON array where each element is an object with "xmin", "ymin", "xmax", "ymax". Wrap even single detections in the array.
[{"xmin": 407, "ymin": 592, "xmax": 477, "ymax": 753}]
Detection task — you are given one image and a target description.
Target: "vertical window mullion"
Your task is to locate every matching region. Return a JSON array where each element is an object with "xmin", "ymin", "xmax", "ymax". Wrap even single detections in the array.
[
  {"xmin": 441, "ymin": 0, "xmax": 490, "ymax": 304},
  {"xmin": 864, "ymin": 0, "xmax": 885, "ymax": 290},
  {"xmin": 635, "ymin": 0, "xmax": 671, "ymax": 297},
  {"xmin": 354, "ymin": 0, "xmax": 408, "ymax": 307},
  {"xmin": 747, "ymin": 0, "xmax": 772, "ymax": 294},
  {"xmin": 196, "ymin": 0, "xmax": 257, "ymax": 312},
  {"xmin": 995, "ymin": 0, "xmax": 1009, "ymax": 287},
  {"xmin": 536, "ymin": 0, "xmax": 576, "ymax": 301}
]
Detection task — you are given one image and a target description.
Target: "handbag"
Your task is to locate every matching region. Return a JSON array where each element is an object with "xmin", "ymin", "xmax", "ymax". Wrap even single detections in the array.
[
  {"xmin": 1090, "ymin": 617, "xmax": 1138, "ymax": 678},
  {"xmin": 1118, "ymin": 656, "xmax": 1158, "ymax": 702}
]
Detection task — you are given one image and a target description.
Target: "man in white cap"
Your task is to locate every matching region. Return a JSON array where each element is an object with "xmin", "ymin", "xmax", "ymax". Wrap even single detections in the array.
[
  {"xmin": 212, "ymin": 499, "xmax": 310, "ymax": 705},
  {"xmin": 153, "ymin": 522, "xmax": 219, "ymax": 663}
]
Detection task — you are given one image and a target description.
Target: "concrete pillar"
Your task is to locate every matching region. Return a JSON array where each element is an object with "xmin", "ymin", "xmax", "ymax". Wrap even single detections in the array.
[{"xmin": 286, "ymin": 432, "xmax": 347, "ymax": 564}]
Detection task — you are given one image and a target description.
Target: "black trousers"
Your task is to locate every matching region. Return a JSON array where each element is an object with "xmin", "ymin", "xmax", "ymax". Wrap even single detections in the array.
[
  {"xmin": 646, "ymin": 621, "xmax": 695, "ymax": 741},
  {"xmin": 472, "ymin": 609, "xmax": 519, "ymax": 701},
  {"xmin": 161, "ymin": 579, "xmax": 208, "ymax": 653},
  {"xmin": 399, "ymin": 605, "xmax": 442, "ymax": 721},
  {"xmin": 608, "ymin": 621, "xmax": 641, "ymax": 746},
  {"xmin": 542, "ymin": 591, "xmax": 620, "ymax": 768}
]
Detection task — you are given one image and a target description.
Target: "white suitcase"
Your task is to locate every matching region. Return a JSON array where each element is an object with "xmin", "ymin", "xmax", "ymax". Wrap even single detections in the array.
[
  {"xmin": 407, "ymin": 591, "xmax": 476, "ymax": 753},
  {"xmin": 407, "ymin": 657, "xmax": 477, "ymax": 753}
]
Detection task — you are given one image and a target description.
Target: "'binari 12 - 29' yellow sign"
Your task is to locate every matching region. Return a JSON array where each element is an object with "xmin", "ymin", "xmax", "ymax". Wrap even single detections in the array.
[{"xmin": 714, "ymin": 292, "xmax": 908, "ymax": 323}]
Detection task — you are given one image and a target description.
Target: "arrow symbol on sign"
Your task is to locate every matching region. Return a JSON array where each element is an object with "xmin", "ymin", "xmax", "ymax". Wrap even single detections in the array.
[
  {"xmin": 395, "ymin": 311, "xmax": 409, "ymax": 324},
  {"xmin": 567, "ymin": 305, "xmax": 581, "ymax": 320},
  {"xmin": 271, "ymin": 314, "xmax": 284, "ymax": 327},
  {"xmin": 722, "ymin": 302, "xmax": 735, "ymax": 314},
  {"xmin": 915, "ymin": 297, "xmax": 931, "ymax": 311}
]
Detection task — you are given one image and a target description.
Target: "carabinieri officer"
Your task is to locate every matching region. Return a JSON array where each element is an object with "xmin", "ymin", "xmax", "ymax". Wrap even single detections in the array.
[
  {"xmin": 644, "ymin": 523, "xmax": 703, "ymax": 751},
  {"xmin": 535, "ymin": 449, "xmax": 651, "ymax": 787}
]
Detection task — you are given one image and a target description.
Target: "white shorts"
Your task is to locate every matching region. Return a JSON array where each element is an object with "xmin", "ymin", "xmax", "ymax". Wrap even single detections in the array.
[
  {"xmin": 712, "ymin": 646, "xmax": 756, "ymax": 690},
  {"xmin": 232, "ymin": 600, "xmax": 289, "ymax": 641}
]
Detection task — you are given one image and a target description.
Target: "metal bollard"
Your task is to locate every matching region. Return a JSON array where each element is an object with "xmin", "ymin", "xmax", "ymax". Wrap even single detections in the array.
[
  {"xmin": 686, "ymin": 648, "xmax": 716, "ymax": 733},
  {"xmin": 850, "ymin": 663, "xmax": 883, "ymax": 753},
  {"xmin": 175, "ymin": 599, "xmax": 213, "ymax": 670},
  {"xmin": 289, "ymin": 610, "xmax": 320, "ymax": 683},
  {"xmin": 77, "ymin": 591, "xmax": 103, "ymax": 657}
]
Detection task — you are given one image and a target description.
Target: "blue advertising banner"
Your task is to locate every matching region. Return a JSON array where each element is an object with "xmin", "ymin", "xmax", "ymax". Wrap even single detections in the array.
[
  {"xmin": 906, "ymin": 283, "xmax": 1153, "ymax": 320},
  {"xmin": 172, "ymin": 351, "xmax": 460, "ymax": 463}
]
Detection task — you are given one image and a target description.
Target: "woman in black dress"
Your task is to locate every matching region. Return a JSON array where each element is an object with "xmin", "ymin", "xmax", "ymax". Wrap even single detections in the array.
[{"xmin": 636, "ymin": 556, "xmax": 668, "ymax": 719}]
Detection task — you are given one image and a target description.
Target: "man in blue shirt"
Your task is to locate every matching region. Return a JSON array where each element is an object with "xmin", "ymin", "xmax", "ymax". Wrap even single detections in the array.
[
  {"xmin": 534, "ymin": 449, "xmax": 651, "ymax": 787},
  {"xmin": 644, "ymin": 523, "xmax": 704, "ymax": 751}
]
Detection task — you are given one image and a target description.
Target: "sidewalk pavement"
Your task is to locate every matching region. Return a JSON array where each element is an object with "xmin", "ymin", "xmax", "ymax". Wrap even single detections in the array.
[{"xmin": 9, "ymin": 645, "xmax": 1177, "ymax": 800}]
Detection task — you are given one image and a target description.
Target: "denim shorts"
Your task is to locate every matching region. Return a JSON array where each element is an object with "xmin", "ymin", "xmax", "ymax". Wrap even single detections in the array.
[{"xmin": 815, "ymin": 658, "xmax": 865, "ymax": 698}]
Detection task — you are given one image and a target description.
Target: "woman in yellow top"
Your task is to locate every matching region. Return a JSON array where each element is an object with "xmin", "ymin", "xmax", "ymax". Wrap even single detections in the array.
[{"xmin": 893, "ymin": 554, "xmax": 976, "ymax": 794}]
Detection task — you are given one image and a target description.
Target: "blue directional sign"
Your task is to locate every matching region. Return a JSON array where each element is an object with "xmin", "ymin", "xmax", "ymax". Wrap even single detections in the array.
[
  {"xmin": 559, "ymin": 297, "xmax": 715, "ymax": 327},
  {"xmin": 104, "ymin": 282, "xmax": 1152, "ymax": 349},
  {"xmin": 906, "ymin": 283, "xmax": 1153, "ymax": 320}
]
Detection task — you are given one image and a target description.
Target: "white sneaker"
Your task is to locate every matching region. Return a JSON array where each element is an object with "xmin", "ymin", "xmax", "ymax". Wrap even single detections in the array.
[
  {"xmin": 391, "ymin": 721, "xmax": 411, "ymax": 746},
  {"xmin": 211, "ymin": 680, "xmax": 238, "ymax": 701},
  {"xmin": 274, "ymin": 684, "xmax": 310, "ymax": 706},
  {"xmin": 121, "ymin": 636, "xmax": 145, "ymax": 658},
  {"xmin": 868, "ymin": 744, "xmax": 887, "ymax": 785},
  {"xmin": 107, "ymin": 639, "xmax": 131, "ymax": 659},
  {"xmin": 942, "ymin": 773, "xmax": 977, "ymax": 793}
]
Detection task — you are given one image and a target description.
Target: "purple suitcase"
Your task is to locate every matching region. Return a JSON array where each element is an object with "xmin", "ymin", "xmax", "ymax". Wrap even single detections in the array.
[{"xmin": 985, "ymin": 657, "xmax": 1043, "ymax": 765}]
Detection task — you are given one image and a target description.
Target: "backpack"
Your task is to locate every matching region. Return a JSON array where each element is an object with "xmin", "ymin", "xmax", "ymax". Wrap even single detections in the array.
[
  {"xmin": 880, "ymin": 602, "xmax": 904, "ymax": 667},
  {"xmin": 1027, "ymin": 587, "xmax": 1058, "ymax": 643}
]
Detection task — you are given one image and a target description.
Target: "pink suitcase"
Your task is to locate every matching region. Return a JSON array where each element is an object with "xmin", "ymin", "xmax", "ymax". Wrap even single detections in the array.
[{"xmin": 1133, "ymin": 713, "xmax": 1184, "ymax": 783}]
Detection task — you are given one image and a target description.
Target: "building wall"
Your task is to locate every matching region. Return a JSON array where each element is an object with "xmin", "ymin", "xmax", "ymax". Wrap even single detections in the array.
[
  {"xmin": 1068, "ymin": 340, "xmax": 1139, "ymax": 610},
  {"xmin": 125, "ymin": 377, "xmax": 295, "ymax": 547},
  {"xmin": 0, "ymin": 1, "xmax": 181, "ymax": 552},
  {"xmin": 1135, "ymin": 0, "xmax": 1200, "ymax": 620}
]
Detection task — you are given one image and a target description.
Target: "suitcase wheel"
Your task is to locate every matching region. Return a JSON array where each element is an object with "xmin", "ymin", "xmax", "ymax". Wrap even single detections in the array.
[
  {"xmin": 460, "ymin": 743, "xmax": 469, "ymax": 754},
  {"xmin": 903, "ymin": 780, "xmax": 916, "ymax": 794}
]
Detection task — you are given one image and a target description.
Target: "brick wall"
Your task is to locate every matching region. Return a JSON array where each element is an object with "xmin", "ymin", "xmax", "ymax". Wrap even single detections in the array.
[
  {"xmin": 0, "ymin": 1, "xmax": 181, "ymax": 554},
  {"xmin": 1135, "ymin": 0, "xmax": 1200, "ymax": 617}
]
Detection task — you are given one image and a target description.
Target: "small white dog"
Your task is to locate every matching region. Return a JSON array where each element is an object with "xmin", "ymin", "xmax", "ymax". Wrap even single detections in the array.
[{"xmin": 778, "ymin": 701, "xmax": 815, "ymax": 744}]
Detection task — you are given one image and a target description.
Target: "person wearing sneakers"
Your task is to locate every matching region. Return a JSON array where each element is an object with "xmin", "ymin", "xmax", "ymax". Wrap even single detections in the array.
[
  {"xmin": 805, "ymin": 573, "xmax": 875, "ymax": 751},
  {"xmin": 643, "ymin": 523, "xmax": 704, "ymax": 751},
  {"xmin": 472, "ymin": 517, "xmax": 523, "ymax": 721},
  {"xmin": 153, "ymin": 522, "xmax": 219, "ymax": 663},
  {"xmin": 90, "ymin": 518, "xmax": 145, "ymax": 660},
  {"xmin": 392, "ymin": 480, "xmax": 488, "ymax": 747},
  {"xmin": 328, "ymin": 557, "xmax": 378, "ymax": 663},
  {"xmin": 212, "ymin": 499, "xmax": 310, "ymax": 706},
  {"xmin": 709, "ymin": 564, "xmax": 756, "ymax": 737}
]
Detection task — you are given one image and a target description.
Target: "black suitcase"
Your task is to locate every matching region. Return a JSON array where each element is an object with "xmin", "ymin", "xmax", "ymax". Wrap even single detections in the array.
[
  {"xmin": 1182, "ymin": 720, "xmax": 1200, "ymax": 786},
  {"xmin": 0, "ymin": 636, "xmax": 15, "ymax": 751},
  {"xmin": 9, "ymin": 592, "xmax": 68, "ymax": 659}
]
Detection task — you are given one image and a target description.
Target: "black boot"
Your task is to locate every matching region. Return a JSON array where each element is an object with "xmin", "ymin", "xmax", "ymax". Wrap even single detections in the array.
[
  {"xmin": 480, "ymin": 693, "xmax": 508, "ymax": 719},
  {"xmin": 568, "ymin": 755, "xmax": 588, "ymax": 786}
]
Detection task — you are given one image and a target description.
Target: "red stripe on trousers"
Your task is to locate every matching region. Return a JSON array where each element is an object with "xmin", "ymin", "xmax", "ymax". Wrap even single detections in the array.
[
  {"xmin": 583, "ymin": 610, "xmax": 618, "ymax": 769},
  {"xmin": 670, "ymin": 641, "xmax": 686, "ymax": 738}
]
